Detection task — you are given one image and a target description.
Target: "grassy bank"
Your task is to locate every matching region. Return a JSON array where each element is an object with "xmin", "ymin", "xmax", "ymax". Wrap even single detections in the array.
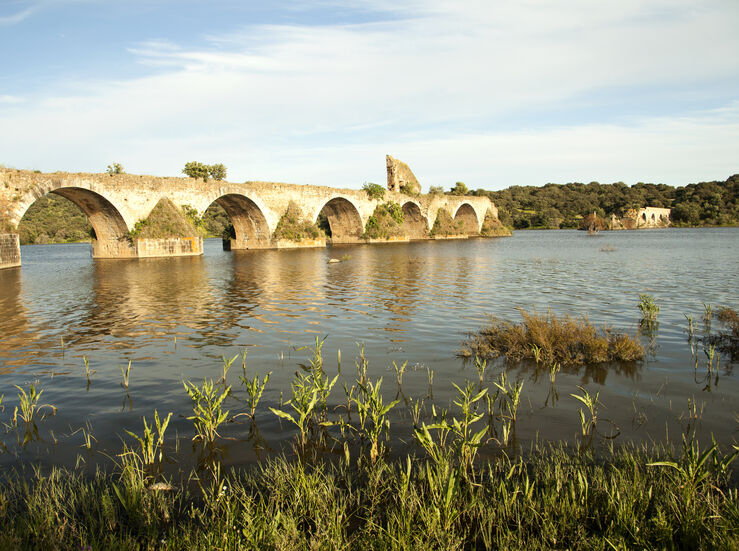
[{"xmin": 1, "ymin": 437, "xmax": 737, "ymax": 550}]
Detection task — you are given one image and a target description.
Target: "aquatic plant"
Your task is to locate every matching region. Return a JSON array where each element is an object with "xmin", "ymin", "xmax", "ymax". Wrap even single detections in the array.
[
  {"xmin": 571, "ymin": 386, "xmax": 599, "ymax": 443},
  {"xmin": 119, "ymin": 360, "xmax": 133, "ymax": 389},
  {"xmin": 123, "ymin": 410, "xmax": 172, "ymax": 480},
  {"xmin": 638, "ymin": 294, "xmax": 659, "ymax": 322},
  {"xmin": 13, "ymin": 383, "xmax": 56, "ymax": 426},
  {"xmin": 462, "ymin": 308, "xmax": 644, "ymax": 367},
  {"xmin": 393, "ymin": 360, "xmax": 407, "ymax": 388},
  {"xmin": 183, "ymin": 379, "xmax": 230, "ymax": 447},
  {"xmin": 353, "ymin": 377, "xmax": 399, "ymax": 463},
  {"xmin": 239, "ymin": 371, "xmax": 271, "ymax": 419}
]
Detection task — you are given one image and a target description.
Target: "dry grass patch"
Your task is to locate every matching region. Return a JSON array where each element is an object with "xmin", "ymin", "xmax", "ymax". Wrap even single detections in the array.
[{"xmin": 462, "ymin": 309, "xmax": 643, "ymax": 367}]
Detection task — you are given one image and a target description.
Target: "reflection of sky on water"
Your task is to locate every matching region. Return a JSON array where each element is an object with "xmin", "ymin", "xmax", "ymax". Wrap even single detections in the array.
[{"xmin": 0, "ymin": 229, "xmax": 737, "ymax": 468}]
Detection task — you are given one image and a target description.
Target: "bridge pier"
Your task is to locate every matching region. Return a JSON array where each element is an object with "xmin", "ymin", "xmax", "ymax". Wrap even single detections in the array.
[
  {"xmin": 0, "ymin": 234, "xmax": 21, "ymax": 269},
  {"xmin": 92, "ymin": 237, "xmax": 203, "ymax": 258},
  {"xmin": 224, "ymin": 237, "xmax": 273, "ymax": 250}
]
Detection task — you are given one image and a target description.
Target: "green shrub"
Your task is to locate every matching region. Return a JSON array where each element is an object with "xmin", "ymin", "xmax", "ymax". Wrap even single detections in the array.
[
  {"xmin": 128, "ymin": 198, "xmax": 200, "ymax": 239},
  {"xmin": 362, "ymin": 182, "xmax": 386, "ymax": 200},
  {"xmin": 430, "ymin": 208, "xmax": 462, "ymax": 236},
  {"xmin": 449, "ymin": 182, "xmax": 469, "ymax": 196},
  {"xmin": 480, "ymin": 209, "xmax": 512, "ymax": 237},
  {"xmin": 363, "ymin": 202, "xmax": 404, "ymax": 239},
  {"xmin": 182, "ymin": 162, "xmax": 227, "ymax": 182},
  {"xmin": 274, "ymin": 201, "xmax": 324, "ymax": 241}
]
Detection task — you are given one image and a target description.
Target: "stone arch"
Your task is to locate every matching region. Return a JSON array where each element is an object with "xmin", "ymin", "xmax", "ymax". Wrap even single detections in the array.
[
  {"xmin": 19, "ymin": 187, "xmax": 129, "ymax": 241},
  {"xmin": 401, "ymin": 201, "xmax": 428, "ymax": 239},
  {"xmin": 208, "ymin": 194, "xmax": 271, "ymax": 249},
  {"xmin": 453, "ymin": 203, "xmax": 479, "ymax": 235},
  {"xmin": 314, "ymin": 197, "xmax": 363, "ymax": 243}
]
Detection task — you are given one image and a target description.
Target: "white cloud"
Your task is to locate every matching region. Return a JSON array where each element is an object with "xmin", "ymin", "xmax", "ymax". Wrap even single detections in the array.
[
  {"xmin": 0, "ymin": 0, "xmax": 737, "ymax": 187},
  {"xmin": 0, "ymin": 7, "xmax": 35, "ymax": 25}
]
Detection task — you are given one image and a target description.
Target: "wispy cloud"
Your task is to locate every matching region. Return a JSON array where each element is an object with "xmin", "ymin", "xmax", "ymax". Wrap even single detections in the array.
[
  {"xmin": 0, "ymin": 6, "xmax": 35, "ymax": 25},
  {"xmin": 0, "ymin": 95, "xmax": 25, "ymax": 104},
  {"xmin": 0, "ymin": 0, "xmax": 737, "ymax": 187}
]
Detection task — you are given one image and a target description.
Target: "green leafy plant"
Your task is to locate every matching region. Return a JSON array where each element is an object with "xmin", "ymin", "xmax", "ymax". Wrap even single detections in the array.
[
  {"xmin": 570, "ymin": 386, "xmax": 599, "ymax": 443},
  {"xmin": 183, "ymin": 379, "xmax": 230, "ymax": 446},
  {"xmin": 240, "ymin": 371, "xmax": 271, "ymax": 419},
  {"xmin": 182, "ymin": 161, "xmax": 227, "ymax": 182},
  {"xmin": 638, "ymin": 294, "xmax": 659, "ymax": 322},
  {"xmin": 354, "ymin": 377, "xmax": 399, "ymax": 463},
  {"xmin": 106, "ymin": 163, "xmax": 124, "ymax": 175},
  {"xmin": 362, "ymin": 182, "xmax": 386, "ymax": 200},
  {"xmin": 124, "ymin": 410, "xmax": 172, "ymax": 480},
  {"xmin": 119, "ymin": 360, "xmax": 133, "ymax": 389}
]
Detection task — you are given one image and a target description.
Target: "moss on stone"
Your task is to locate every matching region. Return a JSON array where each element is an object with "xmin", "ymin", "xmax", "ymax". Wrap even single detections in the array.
[
  {"xmin": 430, "ymin": 208, "xmax": 463, "ymax": 236},
  {"xmin": 480, "ymin": 209, "xmax": 512, "ymax": 237},
  {"xmin": 274, "ymin": 201, "xmax": 323, "ymax": 241},
  {"xmin": 129, "ymin": 198, "xmax": 200, "ymax": 239}
]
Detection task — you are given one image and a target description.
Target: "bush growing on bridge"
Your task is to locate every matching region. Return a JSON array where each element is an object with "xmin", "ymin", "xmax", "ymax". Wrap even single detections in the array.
[
  {"xmin": 480, "ymin": 209, "xmax": 512, "ymax": 237},
  {"xmin": 127, "ymin": 198, "xmax": 200, "ymax": 240},
  {"xmin": 274, "ymin": 201, "xmax": 324, "ymax": 241},
  {"xmin": 362, "ymin": 182, "xmax": 385, "ymax": 201},
  {"xmin": 363, "ymin": 201, "xmax": 404, "ymax": 240},
  {"xmin": 106, "ymin": 163, "xmax": 124, "ymax": 175},
  {"xmin": 182, "ymin": 162, "xmax": 227, "ymax": 182},
  {"xmin": 430, "ymin": 208, "xmax": 463, "ymax": 237}
]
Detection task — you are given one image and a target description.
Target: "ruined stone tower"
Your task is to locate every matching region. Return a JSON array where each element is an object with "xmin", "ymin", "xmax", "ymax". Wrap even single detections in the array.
[{"xmin": 386, "ymin": 155, "xmax": 421, "ymax": 194}]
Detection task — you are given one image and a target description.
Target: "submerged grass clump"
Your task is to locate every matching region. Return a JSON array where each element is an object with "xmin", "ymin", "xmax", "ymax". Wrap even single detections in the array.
[{"xmin": 462, "ymin": 308, "xmax": 644, "ymax": 367}]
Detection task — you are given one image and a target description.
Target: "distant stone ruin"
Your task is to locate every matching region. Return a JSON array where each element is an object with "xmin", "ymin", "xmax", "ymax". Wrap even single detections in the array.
[
  {"xmin": 386, "ymin": 155, "xmax": 421, "ymax": 194},
  {"xmin": 609, "ymin": 207, "xmax": 671, "ymax": 230}
]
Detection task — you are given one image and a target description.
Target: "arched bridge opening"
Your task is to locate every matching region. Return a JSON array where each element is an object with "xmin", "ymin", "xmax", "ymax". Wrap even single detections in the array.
[
  {"xmin": 18, "ymin": 187, "xmax": 130, "ymax": 251},
  {"xmin": 401, "ymin": 202, "xmax": 428, "ymax": 239},
  {"xmin": 316, "ymin": 197, "xmax": 363, "ymax": 243},
  {"xmin": 207, "ymin": 194, "xmax": 271, "ymax": 250},
  {"xmin": 454, "ymin": 203, "xmax": 479, "ymax": 235}
]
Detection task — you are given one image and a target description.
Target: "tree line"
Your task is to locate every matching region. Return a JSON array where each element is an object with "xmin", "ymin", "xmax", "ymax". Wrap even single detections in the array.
[{"xmin": 469, "ymin": 174, "xmax": 738, "ymax": 229}]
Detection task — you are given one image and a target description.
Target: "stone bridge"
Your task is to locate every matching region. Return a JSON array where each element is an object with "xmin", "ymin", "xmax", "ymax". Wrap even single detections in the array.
[{"xmin": 0, "ymin": 167, "xmax": 499, "ymax": 268}]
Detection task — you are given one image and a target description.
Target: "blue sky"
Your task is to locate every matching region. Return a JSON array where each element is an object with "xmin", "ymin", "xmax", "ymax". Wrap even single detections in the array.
[{"xmin": 1, "ymin": 0, "xmax": 737, "ymax": 190}]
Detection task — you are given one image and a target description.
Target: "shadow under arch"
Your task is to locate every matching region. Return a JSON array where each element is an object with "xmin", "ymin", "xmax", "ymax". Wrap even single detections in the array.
[
  {"xmin": 453, "ymin": 203, "xmax": 479, "ymax": 235},
  {"xmin": 207, "ymin": 194, "xmax": 271, "ymax": 249},
  {"xmin": 316, "ymin": 197, "xmax": 363, "ymax": 243},
  {"xmin": 20, "ymin": 187, "xmax": 129, "ymax": 242},
  {"xmin": 401, "ymin": 201, "xmax": 428, "ymax": 239}
]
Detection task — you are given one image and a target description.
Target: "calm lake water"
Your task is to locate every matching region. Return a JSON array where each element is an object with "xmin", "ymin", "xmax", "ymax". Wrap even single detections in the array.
[{"xmin": 1, "ymin": 228, "xmax": 737, "ymax": 469}]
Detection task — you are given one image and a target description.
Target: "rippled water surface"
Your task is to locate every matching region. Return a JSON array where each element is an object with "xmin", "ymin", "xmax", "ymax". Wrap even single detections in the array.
[{"xmin": 1, "ymin": 229, "xmax": 737, "ymax": 468}]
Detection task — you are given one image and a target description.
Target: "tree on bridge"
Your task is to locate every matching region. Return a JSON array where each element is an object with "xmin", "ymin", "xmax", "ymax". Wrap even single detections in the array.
[{"xmin": 182, "ymin": 162, "xmax": 227, "ymax": 182}]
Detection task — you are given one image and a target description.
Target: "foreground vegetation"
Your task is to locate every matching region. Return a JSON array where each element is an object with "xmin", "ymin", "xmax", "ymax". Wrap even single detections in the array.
[
  {"xmin": 1, "ymin": 435, "xmax": 736, "ymax": 550},
  {"xmin": 1, "ymin": 304, "xmax": 737, "ymax": 549}
]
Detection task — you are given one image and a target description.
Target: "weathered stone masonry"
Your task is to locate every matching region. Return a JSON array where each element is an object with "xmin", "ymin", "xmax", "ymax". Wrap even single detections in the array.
[
  {"xmin": 0, "ymin": 162, "xmax": 502, "ymax": 268},
  {"xmin": 0, "ymin": 233, "xmax": 21, "ymax": 269}
]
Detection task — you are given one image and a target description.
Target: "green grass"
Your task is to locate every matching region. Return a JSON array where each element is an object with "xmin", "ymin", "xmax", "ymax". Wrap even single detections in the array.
[{"xmin": 0, "ymin": 437, "xmax": 736, "ymax": 550}]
